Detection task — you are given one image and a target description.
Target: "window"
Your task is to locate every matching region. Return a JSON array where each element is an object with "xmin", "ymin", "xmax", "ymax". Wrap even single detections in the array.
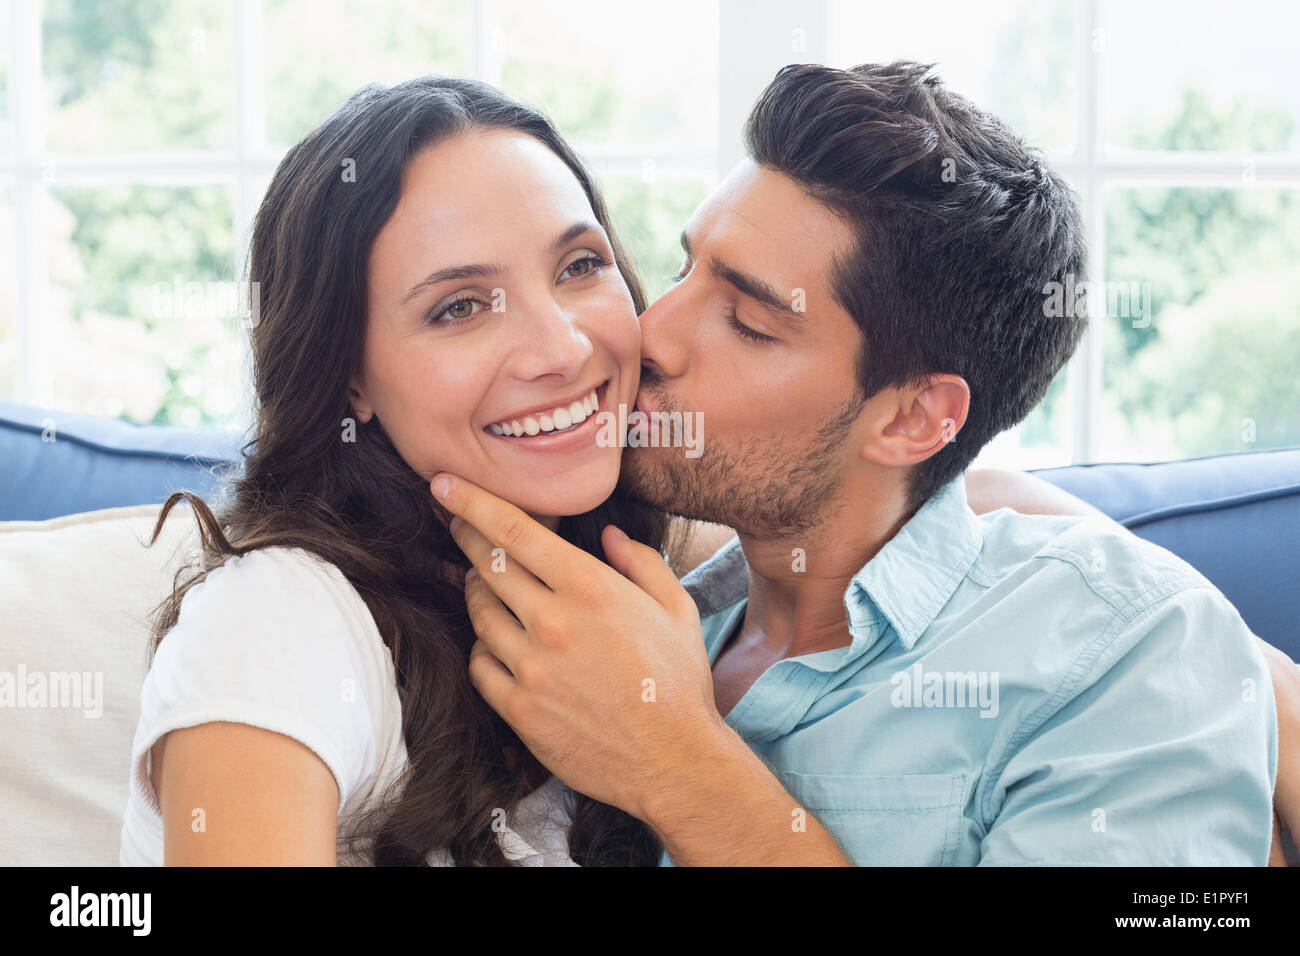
[
  {"xmin": 827, "ymin": 0, "xmax": 1300, "ymax": 466},
  {"xmin": 4, "ymin": 0, "xmax": 720, "ymax": 428},
  {"xmin": 4, "ymin": 0, "xmax": 1296, "ymax": 465}
]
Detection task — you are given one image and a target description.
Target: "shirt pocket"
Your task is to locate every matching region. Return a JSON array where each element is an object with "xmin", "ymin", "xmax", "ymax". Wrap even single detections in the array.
[{"xmin": 780, "ymin": 770, "xmax": 968, "ymax": 866}]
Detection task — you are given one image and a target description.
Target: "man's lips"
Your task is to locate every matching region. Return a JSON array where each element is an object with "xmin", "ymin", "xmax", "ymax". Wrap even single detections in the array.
[{"xmin": 633, "ymin": 385, "xmax": 664, "ymax": 417}]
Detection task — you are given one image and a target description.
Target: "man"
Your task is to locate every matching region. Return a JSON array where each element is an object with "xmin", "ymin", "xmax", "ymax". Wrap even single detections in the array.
[{"xmin": 432, "ymin": 62, "xmax": 1283, "ymax": 864}]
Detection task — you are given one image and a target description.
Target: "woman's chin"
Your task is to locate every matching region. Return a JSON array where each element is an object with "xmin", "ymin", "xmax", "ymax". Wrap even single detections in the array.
[{"xmin": 486, "ymin": 467, "xmax": 620, "ymax": 521}]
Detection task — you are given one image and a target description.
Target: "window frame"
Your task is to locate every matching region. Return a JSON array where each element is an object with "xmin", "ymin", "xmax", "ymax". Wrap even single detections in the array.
[{"xmin": 4, "ymin": 0, "xmax": 1298, "ymax": 460}]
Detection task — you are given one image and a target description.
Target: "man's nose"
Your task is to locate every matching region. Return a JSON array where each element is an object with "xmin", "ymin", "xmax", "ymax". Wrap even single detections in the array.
[{"xmin": 638, "ymin": 283, "xmax": 691, "ymax": 382}]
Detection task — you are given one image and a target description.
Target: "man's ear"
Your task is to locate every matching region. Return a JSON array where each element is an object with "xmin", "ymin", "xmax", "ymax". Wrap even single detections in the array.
[
  {"xmin": 348, "ymin": 376, "xmax": 375, "ymax": 424},
  {"xmin": 864, "ymin": 375, "xmax": 970, "ymax": 467}
]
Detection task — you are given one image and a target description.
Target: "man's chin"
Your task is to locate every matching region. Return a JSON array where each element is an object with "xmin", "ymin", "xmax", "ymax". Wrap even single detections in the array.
[
  {"xmin": 617, "ymin": 445, "xmax": 716, "ymax": 523},
  {"xmin": 615, "ymin": 446, "xmax": 667, "ymax": 507}
]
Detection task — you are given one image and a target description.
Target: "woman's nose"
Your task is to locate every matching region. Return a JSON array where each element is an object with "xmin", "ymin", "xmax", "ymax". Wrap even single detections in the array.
[{"xmin": 506, "ymin": 298, "xmax": 595, "ymax": 381}]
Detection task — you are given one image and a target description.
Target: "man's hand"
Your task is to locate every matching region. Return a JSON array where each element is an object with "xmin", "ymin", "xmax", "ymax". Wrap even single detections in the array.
[
  {"xmin": 1258, "ymin": 636, "xmax": 1300, "ymax": 865},
  {"xmin": 432, "ymin": 473, "xmax": 854, "ymax": 864},
  {"xmin": 431, "ymin": 472, "xmax": 723, "ymax": 820}
]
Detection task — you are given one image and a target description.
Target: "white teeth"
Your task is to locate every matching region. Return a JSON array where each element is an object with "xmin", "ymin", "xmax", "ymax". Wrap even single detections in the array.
[{"xmin": 489, "ymin": 386, "xmax": 602, "ymax": 437}]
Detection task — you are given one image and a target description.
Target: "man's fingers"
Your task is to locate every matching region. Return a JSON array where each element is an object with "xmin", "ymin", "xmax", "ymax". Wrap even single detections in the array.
[
  {"xmin": 432, "ymin": 473, "xmax": 598, "ymax": 589},
  {"xmin": 468, "ymin": 638, "xmax": 516, "ymax": 718},
  {"xmin": 1269, "ymin": 811, "xmax": 1288, "ymax": 866},
  {"xmin": 601, "ymin": 525, "xmax": 699, "ymax": 621},
  {"xmin": 463, "ymin": 574, "xmax": 529, "ymax": 672},
  {"xmin": 1258, "ymin": 637, "xmax": 1300, "ymax": 849},
  {"xmin": 451, "ymin": 517, "xmax": 548, "ymax": 627}
]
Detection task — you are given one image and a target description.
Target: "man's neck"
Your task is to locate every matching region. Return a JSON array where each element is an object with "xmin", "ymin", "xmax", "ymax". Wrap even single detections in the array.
[{"xmin": 734, "ymin": 478, "xmax": 917, "ymax": 660}]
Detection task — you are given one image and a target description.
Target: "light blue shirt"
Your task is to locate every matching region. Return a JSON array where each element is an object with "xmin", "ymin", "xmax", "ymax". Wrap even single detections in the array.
[{"xmin": 664, "ymin": 474, "xmax": 1278, "ymax": 865}]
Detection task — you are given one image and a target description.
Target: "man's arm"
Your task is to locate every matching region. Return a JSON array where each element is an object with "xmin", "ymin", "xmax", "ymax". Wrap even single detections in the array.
[
  {"xmin": 970, "ymin": 469, "xmax": 1297, "ymax": 865},
  {"xmin": 637, "ymin": 718, "xmax": 852, "ymax": 865},
  {"xmin": 1259, "ymin": 638, "xmax": 1300, "ymax": 865},
  {"xmin": 979, "ymin": 586, "xmax": 1276, "ymax": 865}
]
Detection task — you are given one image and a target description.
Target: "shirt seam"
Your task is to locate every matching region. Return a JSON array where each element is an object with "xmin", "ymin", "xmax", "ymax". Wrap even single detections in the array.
[
  {"xmin": 976, "ymin": 578, "xmax": 1221, "ymax": 829},
  {"xmin": 132, "ymin": 702, "xmax": 356, "ymax": 819}
]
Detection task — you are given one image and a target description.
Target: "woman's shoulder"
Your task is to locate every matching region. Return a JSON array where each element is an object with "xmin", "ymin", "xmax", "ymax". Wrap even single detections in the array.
[
  {"xmin": 139, "ymin": 546, "xmax": 406, "ymax": 816},
  {"xmin": 174, "ymin": 546, "xmax": 375, "ymax": 637},
  {"xmin": 152, "ymin": 544, "xmax": 396, "ymax": 713},
  {"xmin": 189, "ymin": 544, "xmax": 356, "ymax": 595}
]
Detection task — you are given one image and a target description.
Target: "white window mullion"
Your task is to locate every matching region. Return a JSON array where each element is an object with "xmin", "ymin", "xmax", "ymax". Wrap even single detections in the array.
[
  {"xmin": 717, "ymin": 0, "xmax": 827, "ymax": 179},
  {"xmin": 472, "ymin": 0, "xmax": 503, "ymax": 87},
  {"xmin": 1067, "ymin": 0, "xmax": 1104, "ymax": 465},
  {"xmin": 233, "ymin": 0, "xmax": 267, "ymax": 279},
  {"xmin": 12, "ymin": 0, "xmax": 45, "ymax": 406}
]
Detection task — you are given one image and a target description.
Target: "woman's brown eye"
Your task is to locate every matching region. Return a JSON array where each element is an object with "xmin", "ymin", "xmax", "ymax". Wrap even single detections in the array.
[
  {"xmin": 567, "ymin": 259, "xmax": 592, "ymax": 278},
  {"xmin": 448, "ymin": 300, "xmax": 474, "ymax": 319}
]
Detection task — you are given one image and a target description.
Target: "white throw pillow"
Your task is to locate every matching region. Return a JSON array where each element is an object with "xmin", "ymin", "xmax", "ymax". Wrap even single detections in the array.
[{"xmin": 0, "ymin": 502, "xmax": 200, "ymax": 865}]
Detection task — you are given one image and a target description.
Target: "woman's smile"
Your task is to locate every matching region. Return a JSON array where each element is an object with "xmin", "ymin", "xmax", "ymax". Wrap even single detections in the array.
[{"xmin": 483, "ymin": 380, "xmax": 609, "ymax": 453}]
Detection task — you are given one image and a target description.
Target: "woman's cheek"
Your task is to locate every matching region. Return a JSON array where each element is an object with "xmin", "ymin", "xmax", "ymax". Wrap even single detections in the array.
[{"xmin": 397, "ymin": 356, "xmax": 490, "ymax": 479}]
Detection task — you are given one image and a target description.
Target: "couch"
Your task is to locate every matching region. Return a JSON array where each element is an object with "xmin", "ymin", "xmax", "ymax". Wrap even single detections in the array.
[{"xmin": 2, "ymin": 398, "xmax": 1296, "ymax": 865}]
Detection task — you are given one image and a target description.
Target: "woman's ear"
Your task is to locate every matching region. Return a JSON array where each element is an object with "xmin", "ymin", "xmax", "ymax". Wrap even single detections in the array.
[{"xmin": 348, "ymin": 378, "xmax": 375, "ymax": 424}]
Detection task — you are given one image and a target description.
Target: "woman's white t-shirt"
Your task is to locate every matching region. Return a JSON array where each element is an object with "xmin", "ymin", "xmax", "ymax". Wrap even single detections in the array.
[{"xmin": 118, "ymin": 546, "xmax": 577, "ymax": 866}]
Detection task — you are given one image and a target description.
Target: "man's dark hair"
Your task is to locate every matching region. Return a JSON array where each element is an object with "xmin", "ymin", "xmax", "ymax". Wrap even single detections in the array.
[{"xmin": 745, "ymin": 61, "xmax": 1088, "ymax": 505}]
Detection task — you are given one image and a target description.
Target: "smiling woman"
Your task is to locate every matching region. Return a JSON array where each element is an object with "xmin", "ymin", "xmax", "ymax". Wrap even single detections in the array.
[
  {"xmin": 348, "ymin": 127, "xmax": 642, "ymax": 519},
  {"xmin": 118, "ymin": 76, "xmax": 671, "ymax": 867}
]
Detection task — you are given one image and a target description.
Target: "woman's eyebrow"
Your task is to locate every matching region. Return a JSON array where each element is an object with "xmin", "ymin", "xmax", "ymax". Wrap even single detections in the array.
[
  {"xmin": 551, "ymin": 220, "xmax": 607, "ymax": 252},
  {"xmin": 400, "ymin": 221, "xmax": 607, "ymax": 308},
  {"xmin": 400, "ymin": 262, "xmax": 501, "ymax": 307}
]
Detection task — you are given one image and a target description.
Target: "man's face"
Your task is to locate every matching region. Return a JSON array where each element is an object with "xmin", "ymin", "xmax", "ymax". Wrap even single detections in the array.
[{"xmin": 619, "ymin": 160, "xmax": 870, "ymax": 537}]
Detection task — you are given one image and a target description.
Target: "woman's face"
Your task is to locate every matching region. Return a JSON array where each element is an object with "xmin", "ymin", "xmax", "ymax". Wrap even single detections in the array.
[{"xmin": 351, "ymin": 128, "xmax": 640, "ymax": 520}]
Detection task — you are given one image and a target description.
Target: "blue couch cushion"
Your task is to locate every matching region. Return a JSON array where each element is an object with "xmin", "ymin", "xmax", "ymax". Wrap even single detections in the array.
[
  {"xmin": 0, "ymin": 400, "xmax": 246, "ymax": 522},
  {"xmin": 2, "ymin": 400, "xmax": 1295, "ymax": 655}
]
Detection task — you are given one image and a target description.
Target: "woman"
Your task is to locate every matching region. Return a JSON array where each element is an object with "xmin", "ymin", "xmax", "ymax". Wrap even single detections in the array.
[{"xmin": 121, "ymin": 75, "xmax": 672, "ymax": 866}]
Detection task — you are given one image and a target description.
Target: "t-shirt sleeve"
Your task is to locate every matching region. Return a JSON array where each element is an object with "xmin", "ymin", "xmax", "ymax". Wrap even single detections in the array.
[{"xmin": 128, "ymin": 547, "xmax": 389, "ymax": 818}]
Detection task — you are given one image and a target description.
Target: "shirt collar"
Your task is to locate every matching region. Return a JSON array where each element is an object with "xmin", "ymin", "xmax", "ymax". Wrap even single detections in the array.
[
  {"xmin": 681, "ymin": 473, "xmax": 985, "ymax": 655},
  {"xmin": 846, "ymin": 473, "xmax": 983, "ymax": 652}
]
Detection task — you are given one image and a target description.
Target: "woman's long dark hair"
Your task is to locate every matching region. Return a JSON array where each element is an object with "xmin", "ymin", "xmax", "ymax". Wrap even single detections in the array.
[{"xmin": 146, "ymin": 76, "xmax": 672, "ymax": 866}]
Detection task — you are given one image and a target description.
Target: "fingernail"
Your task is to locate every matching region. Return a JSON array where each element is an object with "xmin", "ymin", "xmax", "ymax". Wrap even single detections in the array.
[
  {"xmin": 610, "ymin": 524, "xmax": 628, "ymax": 541},
  {"xmin": 431, "ymin": 474, "xmax": 452, "ymax": 501},
  {"xmin": 449, "ymin": 515, "xmax": 464, "ymax": 535},
  {"xmin": 464, "ymin": 567, "xmax": 478, "ymax": 583}
]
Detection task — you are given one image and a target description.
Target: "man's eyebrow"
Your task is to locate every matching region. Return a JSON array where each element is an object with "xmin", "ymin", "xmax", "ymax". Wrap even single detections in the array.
[
  {"xmin": 400, "ymin": 220, "xmax": 607, "ymax": 308},
  {"xmin": 681, "ymin": 227, "xmax": 804, "ymax": 330},
  {"xmin": 709, "ymin": 258, "xmax": 805, "ymax": 329}
]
